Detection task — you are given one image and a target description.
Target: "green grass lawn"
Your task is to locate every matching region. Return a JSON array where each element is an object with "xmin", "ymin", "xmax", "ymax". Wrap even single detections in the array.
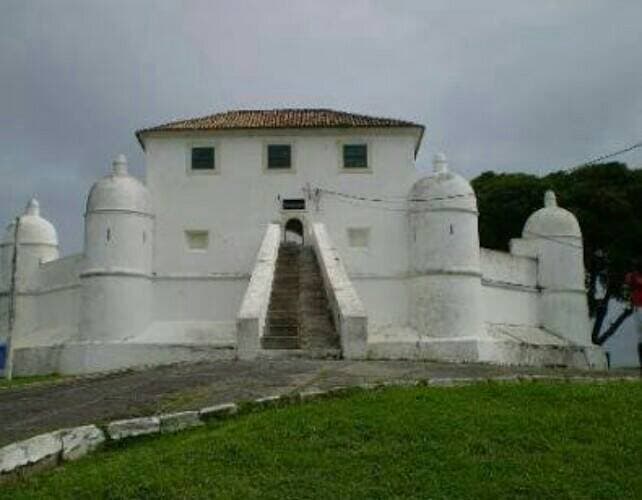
[{"xmin": 3, "ymin": 381, "xmax": 642, "ymax": 499}]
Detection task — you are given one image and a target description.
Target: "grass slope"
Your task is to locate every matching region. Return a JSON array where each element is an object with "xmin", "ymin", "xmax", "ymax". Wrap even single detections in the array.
[{"xmin": 3, "ymin": 381, "xmax": 642, "ymax": 499}]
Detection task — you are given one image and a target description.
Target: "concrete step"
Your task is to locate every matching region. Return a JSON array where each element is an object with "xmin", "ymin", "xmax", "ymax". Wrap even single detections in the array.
[
  {"xmin": 269, "ymin": 302, "xmax": 298, "ymax": 310},
  {"xmin": 257, "ymin": 348, "xmax": 341, "ymax": 360},
  {"xmin": 267, "ymin": 318, "xmax": 299, "ymax": 328},
  {"xmin": 268, "ymin": 325, "xmax": 299, "ymax": 337},
  {"xmin": 262, "ymin": 336, "xmax": 300, "ymax": 350},
  {"xmin": 268, "ymin": 310, "xmax": 298, "ymax": 318}
]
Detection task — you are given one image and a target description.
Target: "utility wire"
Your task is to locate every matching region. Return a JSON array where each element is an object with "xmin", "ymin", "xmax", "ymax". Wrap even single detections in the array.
[
  {"xmin": 577, "ymin": 140, "xmax": 642, "ymax": 168},
  {"xmin": 317, "ymin": 187, "xmax": 474, "ymax": 204}
]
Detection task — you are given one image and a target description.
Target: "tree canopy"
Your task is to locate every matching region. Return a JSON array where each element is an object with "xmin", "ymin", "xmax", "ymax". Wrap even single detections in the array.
[{"xmin": 472, "ymin": 162, "xmax": 642, "ymax": 345}]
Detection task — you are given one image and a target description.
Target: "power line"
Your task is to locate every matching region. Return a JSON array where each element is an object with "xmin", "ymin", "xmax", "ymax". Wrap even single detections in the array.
[
  {"xmin": 573, "ymin": 140, "xmax": 642, "ymax": 169},
  {"xmin": 317, "ymin": 187, "xmax": 475, "ymax": 204}
]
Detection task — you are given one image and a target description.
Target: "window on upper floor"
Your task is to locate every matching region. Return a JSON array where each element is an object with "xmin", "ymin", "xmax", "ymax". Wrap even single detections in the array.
[
  {"xmin": 191, "ymin": 147, "xmax": 215, "ymax": 170},
  {"xmin": 343, "ymin": 144, "xmax": 368, "ymax": 169},
  {"xmin": 267, "ymin": 144, "xmax": 292, "ymax": 169}
]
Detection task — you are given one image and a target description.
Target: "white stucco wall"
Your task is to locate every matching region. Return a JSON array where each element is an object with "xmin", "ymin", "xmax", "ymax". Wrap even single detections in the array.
[
  {"xmin": 144, "ymin": 128, "xmax": 420, "ymax": 279},
  {"xmin": 352, "ymin": 278, "xmax": 409, "ymax": 334},
  {"xmin": 11, "ymin": 254, "xmax": 83, "ymax": 349},
  {"xmin": 480, "ymin": 286, "xmax": 540, "ymax": 327},
  {"xmin": 237, "ymin": 223, "xmax": 281, "ymax": 358},
  {"xmin": 480, "ymin": 248, "xmax": 540, "ymax": 327},
  {"xmin": 480, "ymin": 248, "xmax": 537, "ymax": 288}
]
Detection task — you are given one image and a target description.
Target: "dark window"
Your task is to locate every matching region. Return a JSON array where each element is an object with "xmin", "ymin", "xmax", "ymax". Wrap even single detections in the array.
[
  {"xmin": 282, "ymin": 199, "xmax": 306, "ymax": 210},
  {"xmin": 191, "ymin": 147, "xmax": 215, "ymax": 170},
  {"xmin": 343, "ymin": 144, "xmax": 368, "ymax": 168},
  {"xmin": 267, "ymin": 144, "xmax": 292, "ymax": 169}
]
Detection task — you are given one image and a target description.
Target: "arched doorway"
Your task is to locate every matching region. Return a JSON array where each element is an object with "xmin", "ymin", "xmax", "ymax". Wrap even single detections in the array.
[{"xmin": 284, "ymin": 218, "xmax": 304, "ymax": 245}]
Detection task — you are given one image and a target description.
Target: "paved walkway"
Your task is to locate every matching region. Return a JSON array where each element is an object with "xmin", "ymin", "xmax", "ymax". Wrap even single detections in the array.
[{"xmin": 0, "ymin": 359, "xmax": 637, "ymax": 447}]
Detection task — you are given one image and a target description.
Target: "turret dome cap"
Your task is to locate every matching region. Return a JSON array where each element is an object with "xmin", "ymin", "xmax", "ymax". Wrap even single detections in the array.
[
  {"xmin": 86, "ymin": 155, "xmax": 152, "ymax": 215},
  {"xmin": 2, "ymin": 198, "xmax": 58, "ymax": 246},
  {"xmin": 522, "ymin": 190, "xmax": 581, "ymax": 239},
  {"xmin": 409, "ymin": 153, "xmax": 477, "ymax": 212}
]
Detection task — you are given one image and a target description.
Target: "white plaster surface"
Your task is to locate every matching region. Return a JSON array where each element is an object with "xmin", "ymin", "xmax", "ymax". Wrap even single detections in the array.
[
  {"xmin": 480, "ymin": 248, "xmax": 537, "ymax": 288},
  {"xmin": 237, "ymin": 223, "xmax": 281, "ymax": 359},
  {"xmin": 312, "ymin": 223, "xmax": 367, "ymax": 359}
]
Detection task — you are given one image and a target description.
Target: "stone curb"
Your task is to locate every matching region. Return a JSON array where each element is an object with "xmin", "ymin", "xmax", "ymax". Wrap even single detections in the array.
[
  {"xmin": 199, "ymin": 403, "xmax": 238, "ymax": 420},
  {"xmin": 1, "ymin": 374, "xmax": 639, "ymax": 480},
  {"xmin": 0, "ymin": 425, "xmax": 105, "ymax": 477},
  {"xmin": 107, "ymin": 417, "xmax": 160, "ymax": 440}
]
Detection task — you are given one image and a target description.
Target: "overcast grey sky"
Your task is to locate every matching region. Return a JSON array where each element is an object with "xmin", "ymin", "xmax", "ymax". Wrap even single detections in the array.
[{"xmin": 2, "ymin": 0, "xmax": 642, "ymax": 254}]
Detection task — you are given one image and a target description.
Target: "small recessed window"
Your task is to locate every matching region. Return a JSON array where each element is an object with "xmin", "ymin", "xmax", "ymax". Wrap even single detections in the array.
[
  {"xmin": 185, "ymin": 230, "xmax": 209, "ymax": 251},
  {"xmin": 343, "ymin": 144, "xmax": 368, "ymax": 169},
  {"xmin": 191, "ymin": 147, "xmax": 215, "ymax": 170},
  {"xmin": 282, "ymin": 199, "xmax": 306, "ymax": 211},
  {"xmin": 348, "ymin": 227, "xmax": 370, "ymax": 248},
  {"xmin": 267, "ymin": 144, "xmax": 292, "ymax": 169}
]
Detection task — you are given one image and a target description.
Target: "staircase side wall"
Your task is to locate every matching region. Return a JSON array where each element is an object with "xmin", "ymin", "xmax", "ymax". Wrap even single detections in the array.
[
  {"xmin": 236, "ymin": 224, "xmax": 281, "ymax": 359},
  {"xmin": 311, "ymin": 223, "xmax": 367, "ymax": 359}
]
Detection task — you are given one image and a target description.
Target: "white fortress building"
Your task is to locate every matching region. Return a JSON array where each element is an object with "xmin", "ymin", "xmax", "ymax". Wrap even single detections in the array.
[{"xmin": 0, "ymin": 109, "xmax": 606, "ymax": 375}]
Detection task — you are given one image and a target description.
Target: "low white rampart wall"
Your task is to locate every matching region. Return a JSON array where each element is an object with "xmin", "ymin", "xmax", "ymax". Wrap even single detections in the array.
[
  {"xmin": 12, "ymin": 254, "xmax": 84, "ymax": 349},
  {"xmin": 311, "ymin": 223, "xmax": 367, "ymax": 359},
  {"xmin": 236, "ymin": 224, "xmax": 281, "ymax": 359},
  {"xmin": 480, "ymin": 248, "xmax": 537, "ymax": 288},
  {"xmin": 480, "ymin": 248, "xmax": 540, "ymax": 327},
  {"xmin": 38, "ymin": 254, "xmax": 83, "ymax": 290}
]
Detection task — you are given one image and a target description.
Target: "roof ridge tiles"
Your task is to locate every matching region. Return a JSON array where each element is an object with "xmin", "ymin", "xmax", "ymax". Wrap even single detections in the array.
[
  {"xmin": 137, "ymin": 108, "xmax": 423, "ymax": 133},
  {"xmin": 135, "ymin": 108, "xmax": 425, "ymax": 153}
]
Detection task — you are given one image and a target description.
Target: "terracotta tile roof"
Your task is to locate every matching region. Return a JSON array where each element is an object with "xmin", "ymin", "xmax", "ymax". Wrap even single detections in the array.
[{"xmin": 136, "ymin": 108, "xmax": 425, "ymax": 150}]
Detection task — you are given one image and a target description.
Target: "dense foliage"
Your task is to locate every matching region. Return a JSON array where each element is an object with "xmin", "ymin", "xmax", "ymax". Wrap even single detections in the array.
[{"xmin": 472, "ymin": 162, "xmax": 642, "ymax": 344}]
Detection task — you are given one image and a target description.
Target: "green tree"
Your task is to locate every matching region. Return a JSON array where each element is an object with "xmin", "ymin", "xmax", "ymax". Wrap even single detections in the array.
[{"xmin": 472, "ymin": 162, "xmax": 642, "ymax": 345}]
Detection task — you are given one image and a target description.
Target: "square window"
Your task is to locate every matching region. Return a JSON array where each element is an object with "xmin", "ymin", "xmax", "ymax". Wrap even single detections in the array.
[
  {"xmin": 343, "ymin": 144, "xmax": 368, "ymax": 169},
  {"xmin": 185, "ymin": 230, "xmax": 209, "ymax": 251},
  {"xmin": 282, "ymin": 199, "xmax": 305, "ymax": 210},
  {"xmin": 347, "ymin": 227, "xmax": 370, "ymax": 248},
  {"xmin": 191, "ymin": 147, "xmax": 215, "ymax": 170},
  {"xmin": 267, "ymin": 144, "xmax": 292, "ymax": 169}
]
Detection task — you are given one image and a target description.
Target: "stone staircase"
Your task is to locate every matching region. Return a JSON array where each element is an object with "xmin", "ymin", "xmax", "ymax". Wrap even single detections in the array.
[{"xmin": 262, "ymin": 243, "xmax": 340, "ymax": 356}]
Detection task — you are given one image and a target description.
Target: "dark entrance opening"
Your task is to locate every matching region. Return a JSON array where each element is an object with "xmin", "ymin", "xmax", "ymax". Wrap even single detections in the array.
[{"xmin": 284, "ymin": 218, "xmax": 304, "ymax": 245}]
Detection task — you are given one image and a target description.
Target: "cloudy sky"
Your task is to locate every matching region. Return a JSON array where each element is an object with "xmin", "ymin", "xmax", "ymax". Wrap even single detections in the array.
[{"xmin": 2, "ymin": 0, "xmax": 642, "ymax": 254}]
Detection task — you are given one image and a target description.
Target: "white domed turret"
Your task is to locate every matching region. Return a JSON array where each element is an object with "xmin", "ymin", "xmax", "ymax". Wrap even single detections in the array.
[
  {"xmin": 520, "ymin": 190, "xmax": 590, "ymax": 345},
  {"xmin": 409, "ymin": 153, "xmax": 477, "ymax": 213},
  {"xmin": 83, "ymin": 155, "xmax": 153, "ymax": 275},
  {"xmin": 86, "ymin": 154, "xmax": 152, "ymax": 215},
  {"xmin": 408, "ymin": 154, "xmax": 483, "ymax": 341},
  {"xmin": 523, "ymin": 191, "xmax": 581, "ymax": 240},
  {"xmin": 1, "ymin": 198, "xmax": 59, "ymax": 289},
  {"xmin": 80, "ymin": 155, "xmax": 154, "ymax": 344},
  {"xmin": 3, "ymin": 198, "xmax": 59, "ymax": 251}
]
